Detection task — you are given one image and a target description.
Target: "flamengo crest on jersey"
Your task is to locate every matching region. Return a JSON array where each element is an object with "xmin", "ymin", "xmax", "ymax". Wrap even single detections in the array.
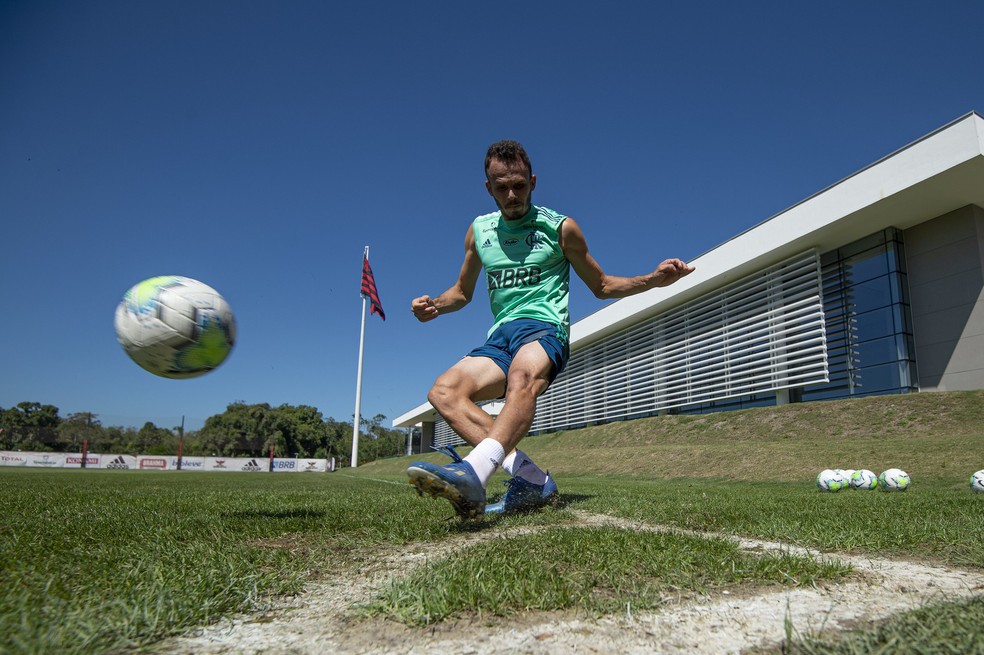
[{"xmin": 472, "ymin": 205, "xmax": 570, "ymax": 340}]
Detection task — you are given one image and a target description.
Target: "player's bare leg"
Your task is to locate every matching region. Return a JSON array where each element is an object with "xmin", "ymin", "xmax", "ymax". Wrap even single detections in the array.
[
  {"xmin": 408, "ymin": 345, "xmax": 555, "ymax": 517},
  {"xmin": 426, "ymin": 356, "xmax": 505, "ymax": 447},
  {"xmin": 483, "ymin": 342, "xmax": 560, "ymax": 514},
  {"xmin": 483, "ymin": 341, "xmax": 552, "ymax": 452}
]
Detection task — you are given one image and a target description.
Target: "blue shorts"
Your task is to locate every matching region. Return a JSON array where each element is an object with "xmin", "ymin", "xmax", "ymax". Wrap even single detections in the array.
[{"xmin": 467, "ymin": 319, "xmax": 570, "ymax": 383}]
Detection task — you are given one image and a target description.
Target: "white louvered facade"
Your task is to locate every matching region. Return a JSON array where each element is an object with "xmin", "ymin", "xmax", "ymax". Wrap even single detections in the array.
[{"xmin": 529, "ymin": 250, "xmax": 828, "ymax": 432}]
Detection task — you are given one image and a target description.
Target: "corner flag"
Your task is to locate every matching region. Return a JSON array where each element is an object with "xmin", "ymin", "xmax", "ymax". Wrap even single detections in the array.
[{"xmin": 361, "ymin": 252, "xmax": 385, "ymax": 320}]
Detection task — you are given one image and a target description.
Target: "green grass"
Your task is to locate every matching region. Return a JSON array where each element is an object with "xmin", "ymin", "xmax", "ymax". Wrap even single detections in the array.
[
  {"xmin": 1, "ymin": 391, "xmax": 983, "ymax": 653},
  {"xmin": 559, "ymin": 477, "xmax": 984, "ymax": 566},
  {"xmin": 364, "ymin": 526, "xmax": 851, "ymax": 624},
  {"xmin": 0, "ymin": 470, "xmax": 451, "ymax": 654},
  {"xmin": 787, "ymin": 596, "xmax": 984, "ymax": 655}
]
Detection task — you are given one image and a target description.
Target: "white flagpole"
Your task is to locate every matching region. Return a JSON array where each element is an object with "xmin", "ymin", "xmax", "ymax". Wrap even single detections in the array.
[{"xmin": 351, "ymin": 246, "xmax": 369, "ymax": 467}]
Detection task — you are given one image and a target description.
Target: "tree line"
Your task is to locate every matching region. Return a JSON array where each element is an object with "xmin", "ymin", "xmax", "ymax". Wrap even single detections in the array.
[{"xmin": 0, "ymin": 401, "xmax": 414, "ymax": 466}]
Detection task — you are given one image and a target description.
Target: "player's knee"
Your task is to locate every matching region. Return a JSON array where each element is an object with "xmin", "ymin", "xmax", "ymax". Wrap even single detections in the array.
[{"xmin": 427, "ymin": 380, "xmax": 458, "ymax": 413}]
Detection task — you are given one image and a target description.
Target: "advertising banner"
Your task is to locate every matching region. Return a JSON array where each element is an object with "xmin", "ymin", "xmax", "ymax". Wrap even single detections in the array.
[
  {"xmin": 63, "ymin": 453, "xmax": 100, "ymax": 468},
  {"xmin": 101, "ymin": 454, "xmax": 138, "ymax": 470},
  {"xmin": 28, "ymin": 452, "xmax": 66, "ymax": 467},
  {"xmin": 297, "ymin": 458, "xmax": 329, "ymax": 473},
  {"xmin": 0, "ymin": 451, "xmax": 328, "ymax": 472},
  {"xmin": 204, "ymin": 457, "xmax": 267, "ymax": 472},
  {"xmin": 171, "ymin": 456, "xmax": 205, "ymax": 471},
  {"xmin": 137, "ymin": 456, "xmax": 170, "ymax": 470},
  {"xmin": 270, "ymin": 458, "xmax": 298, "ymax": 472},
  {"xmin": 0, "ymin": 451, "xmax": 30, "ymax": 466}
]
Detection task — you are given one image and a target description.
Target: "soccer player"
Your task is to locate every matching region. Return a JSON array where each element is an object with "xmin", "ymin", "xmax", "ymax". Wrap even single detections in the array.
[{"xmin": 407, "ymin": 140, "xmax": 694, "ymax": 518}]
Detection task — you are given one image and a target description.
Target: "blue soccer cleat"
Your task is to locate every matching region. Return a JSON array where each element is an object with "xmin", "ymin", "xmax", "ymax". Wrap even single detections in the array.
[
  {"xmin": 484, "ymin": 472, "xmax": 559, "ymax": 515},
  {"xmin": 406, "ymin": 445, "xmax": 486, "ymax": 519}
]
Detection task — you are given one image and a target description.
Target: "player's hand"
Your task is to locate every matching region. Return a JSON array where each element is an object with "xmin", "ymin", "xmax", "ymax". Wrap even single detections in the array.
[
  {"xmin": 654, "ymin": 259, "xmax": 695, "ymax": 287},
  {"xmin": 411, "ymin": 295, "xmax": 439, "ymax": 322}
]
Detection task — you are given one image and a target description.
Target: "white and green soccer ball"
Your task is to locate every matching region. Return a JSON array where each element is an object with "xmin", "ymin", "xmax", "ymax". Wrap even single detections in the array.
[
  {"xmin": 850, "ymin": 469, "xmax": 878, "ymax": 490},
  {"xmin": 878, "ymin": 468, "xmax": 911, "ymax": 492},
  {"xmin": 817, "ymin": 469, "xmax": 847, "ymax": 492},
  {"xmin": 970, "ymin": 470, "xmax": 984, "ymax": 493},
  {"xmin": 114, "ymin": 276, "xmax": 236, "ymax": 379}
]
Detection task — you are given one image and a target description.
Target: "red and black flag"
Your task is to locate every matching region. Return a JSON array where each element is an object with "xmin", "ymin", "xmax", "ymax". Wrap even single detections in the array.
[{"xmin": 361, "ymin": 252, "xmax": 385, "ymax": 320}]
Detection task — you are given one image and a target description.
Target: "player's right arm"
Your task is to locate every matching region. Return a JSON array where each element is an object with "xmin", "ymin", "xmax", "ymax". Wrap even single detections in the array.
[{"xmin": 411, "ymin": 226, "xmax": 483, "ymax": 322}]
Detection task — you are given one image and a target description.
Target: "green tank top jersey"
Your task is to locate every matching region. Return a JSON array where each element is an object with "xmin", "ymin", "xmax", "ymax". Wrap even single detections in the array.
[{"xmin": 472, "ymin": 205, "xmax": 570, "ymax": 341}]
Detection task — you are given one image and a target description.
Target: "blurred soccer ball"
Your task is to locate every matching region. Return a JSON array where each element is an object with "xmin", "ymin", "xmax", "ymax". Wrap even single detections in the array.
[
  {"xmin": 839, "ymin": 469, "xmax": 855, "ymax": 488},
  {"xmin": 970, "ymin": 470, "xmax": 984, "ymax": 493},
  {"xmin": 878, "ymin": 468, "xmax": 911, "ymax": 492},
  {"xmin": 850, "ymin": 469, "xmax": 878, "ymax": 490},
  {"xmin": 817, "ymin": 469, "xmax": 847, "ymax": 492},
  {"xmin": 114, "ymin": 275, "xmax": 236, "ymax": 379}
]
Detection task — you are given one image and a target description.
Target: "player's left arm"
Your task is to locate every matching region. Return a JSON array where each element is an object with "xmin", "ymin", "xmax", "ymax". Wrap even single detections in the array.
[{"xmin": 560, "ymin": 217, "xmax": 694, "ymax": 300}]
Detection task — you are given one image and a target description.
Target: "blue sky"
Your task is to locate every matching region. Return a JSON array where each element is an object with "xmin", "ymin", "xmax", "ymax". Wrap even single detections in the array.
[{"xmin": 2, "ymin": 1, "xmax": 983, "ymax": 431}]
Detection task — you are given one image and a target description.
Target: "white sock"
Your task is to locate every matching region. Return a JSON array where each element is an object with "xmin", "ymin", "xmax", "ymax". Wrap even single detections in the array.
[
  {"xmin": 502, "ymin": 449, "xmax": 547, "ymax": 485},
  {"xmin": 463, "ymin": 439, "xmax": 505, "ymax": 487}
]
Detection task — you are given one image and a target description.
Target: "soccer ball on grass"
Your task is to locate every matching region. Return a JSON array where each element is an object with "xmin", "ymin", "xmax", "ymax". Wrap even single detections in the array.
[
  {"xmin": 114, "ymin": 275, "xmax": 236, "ymax": 379},
  {"xmin": 970, "ymin": 470, "xmax": 984, "ymax": 493},
  {"xmin": 840, "ymin": 469, "xmax": 856, "ymax": 487},
  {"xmin": 849, "ymin": 469, "xmax": 878, "ymax": 490},
  {"xmin": 816, "ymin": 469, "xmax": 847, "ymax": 492},
  {"xmin": 878, "ymin": 468, "xmax": 911, "ymax": 492}
]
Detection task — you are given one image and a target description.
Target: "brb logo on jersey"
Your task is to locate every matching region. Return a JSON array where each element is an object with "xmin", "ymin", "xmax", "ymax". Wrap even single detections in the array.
[{"xmin": 487, "ymin": 265, "xmax": 541, "ymax": 290}]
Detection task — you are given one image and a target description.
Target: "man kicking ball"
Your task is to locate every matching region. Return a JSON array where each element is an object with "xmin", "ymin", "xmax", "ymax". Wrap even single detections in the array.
[{"xmin": 408, "ymin": 140, "xmax": 694, "ymax": 518}]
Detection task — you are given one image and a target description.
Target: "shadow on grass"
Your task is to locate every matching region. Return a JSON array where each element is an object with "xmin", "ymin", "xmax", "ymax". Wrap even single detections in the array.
[
  {"xmin": 556, "ymin": 493, "xmax": 593, "ymax": 508},
  {"xmin": 225, "ymin": 508, "xmax": 327, "ymax": 520},
  {"xmin": 437, "ymin": 492, "xmax": 598, "ymax": 534}
]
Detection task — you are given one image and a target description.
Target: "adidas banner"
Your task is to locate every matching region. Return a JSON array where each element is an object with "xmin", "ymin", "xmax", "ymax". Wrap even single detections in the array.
[
  {"xmin": 204, "ymin": 457, "xmax": 268, "ymax": 472},
  {"xmin": 101, "ymin": 454, "xmax": 138, "ymax": 470}
]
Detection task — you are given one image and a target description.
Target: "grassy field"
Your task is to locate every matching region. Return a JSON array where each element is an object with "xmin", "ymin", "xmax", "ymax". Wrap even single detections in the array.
[{"xmin": 1, "ymin": 391, "xmax": 983, "ymax": 654}]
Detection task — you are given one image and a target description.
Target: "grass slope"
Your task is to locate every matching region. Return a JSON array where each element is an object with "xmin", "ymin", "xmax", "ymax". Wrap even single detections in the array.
[{"xmin": 359, "ymin": 390, "xmax": 984, "ymax": 484}]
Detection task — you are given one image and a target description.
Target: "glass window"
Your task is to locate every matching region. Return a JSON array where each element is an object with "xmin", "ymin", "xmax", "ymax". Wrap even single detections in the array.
[
  {"xmin": 854, "ymin": 362, "xmax": 902, "ymax": 393},
  {"xmin": 844, "ymin": 247, "xmax": 890, "ymax": 285},
  {"xmin": 839, "ymin": 232, "xmax": 887, "ymax": 259},
  {"xmin": 857, "ymin": 335, "xmax": 902, "ymax": 367},
  {"xmin": 808, "ymin": 229, "xmax": 917, "ymax": 401},
  {"xmin": 854, "ymin": 306, "xmax": 897, "ymax": 340},
  {"xmin": 849, "ymin": 275, "xmax": 893, "ymax": 314}
]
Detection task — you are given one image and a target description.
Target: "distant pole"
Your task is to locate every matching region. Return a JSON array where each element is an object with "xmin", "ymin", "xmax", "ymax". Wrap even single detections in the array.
[
  {"xmin": 177, "ymin": 416, "xmax": 185, "ymax": 470},
  {"xmin": 81, "ymin": 415, "xmax": 90, "ymax": 469},
  {"xmin": 351, "ymin": 249, "xmax": 370, "ymax": 467},
  {"xmin": 269, "ymin": 444, "xmax": 275, "ymax": 472}
]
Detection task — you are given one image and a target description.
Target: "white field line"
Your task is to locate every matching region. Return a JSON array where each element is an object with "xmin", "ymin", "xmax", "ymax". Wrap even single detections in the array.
[{"xmin": 159, "ymin": 511, "xmax": 984, "ymax": 655}]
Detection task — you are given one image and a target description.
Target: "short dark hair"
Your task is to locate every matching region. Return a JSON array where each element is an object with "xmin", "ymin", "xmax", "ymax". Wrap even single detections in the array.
[{"xmin": 484, "ymin": 140, "xmax": 532, "ymax": 178}]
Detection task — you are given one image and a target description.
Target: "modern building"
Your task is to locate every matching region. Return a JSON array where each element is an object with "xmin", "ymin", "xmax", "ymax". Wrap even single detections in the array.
[{"xmin": 394, "ymin": 112, "xmax": 984, "ymax": 451}]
